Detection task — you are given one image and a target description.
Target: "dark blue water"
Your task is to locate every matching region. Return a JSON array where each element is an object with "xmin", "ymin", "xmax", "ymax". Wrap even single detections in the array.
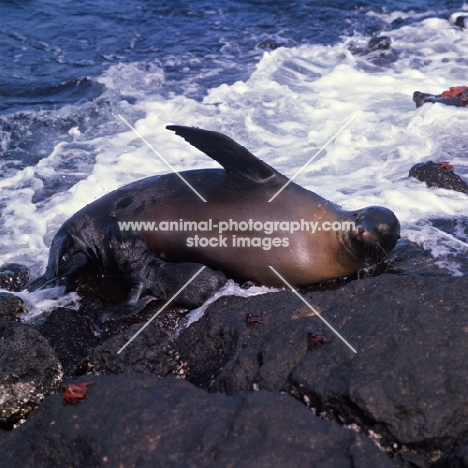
[
  {"xmin": 1, "ymin": 0, "xmax": 464, "ymax": 111},
  {"xmin": 0, "ymin": 0, "xmax": 465, "ymax": 171}
]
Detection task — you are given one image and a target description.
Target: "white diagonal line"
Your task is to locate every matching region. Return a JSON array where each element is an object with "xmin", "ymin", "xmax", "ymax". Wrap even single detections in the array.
[
  {"xmin": 268, "ymin": 115, "xmax": 356, "ymax": 202},
  {"xmin": 117, "ymin": 266, "xmax": 206, "ymax": 354},
  {"xmin": 117, "ymin": 114, "xmax": 207, "ymax": 202},
  {"xmin": 268, "ymin": 266, "xmax": 357, "ymax": 354}
]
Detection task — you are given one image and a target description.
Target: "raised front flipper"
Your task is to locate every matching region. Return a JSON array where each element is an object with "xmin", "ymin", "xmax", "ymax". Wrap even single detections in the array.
[{"xmin": 166, "ymin": 125, "xmax": 277, "ymax": 183}]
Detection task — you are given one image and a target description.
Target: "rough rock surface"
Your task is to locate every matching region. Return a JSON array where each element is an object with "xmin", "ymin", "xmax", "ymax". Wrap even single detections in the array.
[
  {"xmin": 77, "ymin": 273, "xmax": 468, "ymax": 466},
  {"xmin": 166, "ymin": 275, "xmax": 468, "ymax": 467},
  {"xmin": 434, "ymin": 439, "xmax": 468, "ymax": 468},
  {"xmin": 0, "ymin": 292, "xmax": 26, "ymax": 322},
  {"xmin": 86, "ymin": 321, "xmax": 183, "ymax": 377},
  {"xmin": 0, "ymin": 373, "xmax": 399, "ymax": 468},
  {"xmin": 39, "ymin": 308, "xmax": 103, "ymax": 376},
  {"xmin": 0, "ymin": 263, "xmax": 30, "ymax": 292},
  {"xmin": 0, "ymin": 322, "xmax": 62, "ymax": 429},
  {"xmin": 3, "ymin": 249, "xmax": 468, "ymax": 467},
  {"xmin": 39, "ymin": 274, "xmax": 189, "ymax": 377},
  {"xmin": 409, "ymin": 161, "xmax": 468, "ymax": 194}
]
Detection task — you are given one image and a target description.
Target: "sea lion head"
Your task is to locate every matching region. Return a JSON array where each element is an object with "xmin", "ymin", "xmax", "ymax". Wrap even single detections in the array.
[{"xmin": 346, "ymin": 206, "xmax": 400, "ymax": 265}]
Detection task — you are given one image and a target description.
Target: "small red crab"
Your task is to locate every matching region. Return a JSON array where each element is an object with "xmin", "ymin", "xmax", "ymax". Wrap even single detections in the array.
[
  {"xmin": 307, "ymin": 329, "xmax": 329, "ymax": 350},
  {"xmin": 441, "ymin": 86, "xmax": 468, "ymax": 98},
  {"xmin": 246, "ymin": 310, "xmax": 263, "ymax": 325},
  {"xmin": 62, "ymin": 381, "xmax": 96, "ymax": 404},
  {"xmin": 437, "ymin": 161, "xmax": 455, "ymax": 172}
]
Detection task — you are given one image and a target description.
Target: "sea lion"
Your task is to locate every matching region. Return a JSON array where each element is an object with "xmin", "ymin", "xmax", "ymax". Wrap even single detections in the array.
[
  {"xmin": 101, "ymin": 225, "xmax": 227, "ymax": 320},
  {"xmin": 29, "ymin": 125, "xmax": 400, "ymax": 319}
]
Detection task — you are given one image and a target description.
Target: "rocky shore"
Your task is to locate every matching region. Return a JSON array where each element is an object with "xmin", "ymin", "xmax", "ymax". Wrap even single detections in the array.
[{"xmin": 0, "ymin": 235, "xmax": 467, "ymax": 467}]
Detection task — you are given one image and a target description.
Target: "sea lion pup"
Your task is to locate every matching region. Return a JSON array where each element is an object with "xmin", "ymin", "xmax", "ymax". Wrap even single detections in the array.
[
  {"xmin": 29, "ymin": 125, "xmax": 400, "ymax": 319},
  {"xmin": 101, "ymin": 225, "xmax": 227, "ymax": 320}
]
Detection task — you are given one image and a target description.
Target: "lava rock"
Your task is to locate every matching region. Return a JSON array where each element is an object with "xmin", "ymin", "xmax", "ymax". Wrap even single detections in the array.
[
  {"xmin": 413, "ymin": 87, "xmax": 468, "ymax": 108},
  {"xmin": 434, "ymin": 438, "xmax": 468, "ymax": 467},
  {"xmin": 39, "ymin": 274, "xmax": 190, "ymax": 377},
  {"xmin": 86, "ymin": 321, "xmax": 184, "ymax": 377},
  {"xmin": 0, "ymin": 263, "xmax": 29, "ymax": 292},
  {"xmin": 0, "ymin": 322, "xmax": 62, "ymax": 429},
  {"xmin": 170, "ymin": 275, "xmax": 468, "ymax": 466},
  {"xmin": 348, "ymin": 36, "xmax": 391, "ymax": 55},
  {"xmin": 409, "ymin": 161, "xmax": 468, "ymax": 194},
  {"xmin": 0, "ymin": 373, "xmax": 399, "ymax": 468},
  {"xmin": 259, "ymin": 39, "xmax": 279, "ymax": 49},
  {"xmin": 39, "ymin": 308, "xmax": 102, "ymax": 377},
  {"xmin": 0, "ymin": 292, "xmax": 26, "ymax": 323}
]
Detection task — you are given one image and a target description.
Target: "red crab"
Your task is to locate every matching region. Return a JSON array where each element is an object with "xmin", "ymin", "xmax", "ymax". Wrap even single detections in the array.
[
  {"xmin": 441, "ymin": 86, "xmax": 468, "ymax": 98},
  {"xmin": 307, "ymin": 329, "xmax": 329, "ymax": 350},
  {"xmin": 437, "ymin": 161, "xmax": 455, "ymax": 172},
  {"xmin": 246, "ymin": 310, "xmax": 263, "ymax": 325},
  {"xmin": 62, "ymin": 381, "xmax": 96, "ymax": 404}
]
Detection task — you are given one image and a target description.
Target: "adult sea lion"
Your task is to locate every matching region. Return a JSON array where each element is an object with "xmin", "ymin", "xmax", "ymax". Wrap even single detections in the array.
[{"xmin": 29, "ymin": 125, "xmax": 400, "ymax": 319}]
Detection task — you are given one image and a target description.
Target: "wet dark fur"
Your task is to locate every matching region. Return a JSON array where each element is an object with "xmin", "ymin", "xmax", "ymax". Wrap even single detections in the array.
[{"xmin": 102, "ymin": 225, "xmax": 227, "ymax": 320}]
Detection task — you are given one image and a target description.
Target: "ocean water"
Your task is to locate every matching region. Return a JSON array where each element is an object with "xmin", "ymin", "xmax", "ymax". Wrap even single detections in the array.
[{"xmin": 1, "ymin": 0, "xmax": 467, "ymax": 318}]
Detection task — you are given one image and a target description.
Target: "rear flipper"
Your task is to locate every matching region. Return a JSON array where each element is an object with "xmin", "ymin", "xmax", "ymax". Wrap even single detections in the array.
[
  {"xmin": 28, "ymin": 231, "xmax": 88, "ymax": 291},
  {"xmin": 101, "ymin": 293, "xmax": 156, "ymax": 322},
  {"xmin": 102, "ymin": 225, "xmax": 227, "ymax": 321},
  {"xmin": 156, "ymin": 262, "xmax": 227, "ymax": 308}
]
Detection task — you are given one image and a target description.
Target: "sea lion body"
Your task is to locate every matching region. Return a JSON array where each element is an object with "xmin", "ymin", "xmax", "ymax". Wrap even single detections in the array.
[{"xmin": 30, "ymin": 126, "xmax": 400, "ymax": 317}]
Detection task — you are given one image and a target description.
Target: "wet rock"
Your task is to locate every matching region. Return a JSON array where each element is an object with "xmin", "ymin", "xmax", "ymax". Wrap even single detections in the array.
[
  {"xmin": 0, "ymin": 292, "xmax": 26, "ymax": 323},
  {"xmin": 8, "ymin": 265, "xmax": 467, "ymax": 465},
  {"xmin": 0, "ymin": 373, "xmax": 399, "ymax": 468},
  {"xmin": 39, "ymin": 308, "xmax": 102, "ymax": 377},
  {"xmin": 434, "ymin": 438, "xmax": 468, "ymax": 467},
  {"xmin": 171, "ymin": 275, "xmax": 468, "ymax": 466},
  {"xmin": 449, "ymin": 13, "xmax": 468, "ymax": 29},
  {"xmin": 348, "ymin": 36, "xmax": 391, "ymax": 55},
  {"xmin": 413, "ymin": 87, "xmax": 468, "ymax": 108},
  {"xmin": 39, "ymin": 273, "xmax": 190, "ymax": 377},
  {"xmin": 0, "ymin": 322, "xmax": 62, "ymax": 429},
  {"xmin": 0, "ymin": 263, "xmax": 29, "ymax": 292},
  {"xmin": 86, "ymin": 321, "xmax": 183, "ymax": 377},
  {"xmin": 259, "ymin": 39, "xmax": 279, "ymax": 49},
  {"xmin": 176, "ymin": 290, "xmax": 308, "ymax": 393},
  {"xmin": 389, "ymin": 238, "xmax": 451, "ymax": 276},
  {"xmin": 347, "ymin": 35, "xmax": 398, "ymax": 67},
  {"xmin": 409, "ymin": 161, "xmax": 468, "ymax": 194}
]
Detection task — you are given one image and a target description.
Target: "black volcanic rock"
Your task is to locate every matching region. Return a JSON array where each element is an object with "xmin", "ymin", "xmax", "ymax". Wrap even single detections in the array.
[
  {"xmin": 4, "ymin": 265, "xmax": 468, "ymax": 466},
  {"xmin": 39, "ymin": 308, "xmax": 102, "ymax": 377},
  {"xmin": 0, "ymin": 322, "xmax": 62, "ymax": 429},
  {"xmin": 0, "ymin": 263, "xmax": 29, "ymax": 292},
  {"xmin": 413, "ymin": 88, "xmax": 468, "ymax": 108},
  {"xmin": 0, "ymin": 373, "xmax": 399, "ymax": 468},
  {"xmin": 0, "ymin": 292, "xmax": 26, "ymax": 323},
  {"xmin": 166, "ymin": 275, "xmax": 468, "ymax": 466},
  {"xmin": 434, "ymin": 438, "xmax": 468, "ymax": 467},
  {"xmin": 409, "ymin": 161, "xmax": 468, "ymax": 194},
  {"xmin": 86, "ymin": 321, "xmax": 183, "ymax": 377},
  {"xmin": 348, "ymin": 36, "xmax": 392, "ymax": 55}
]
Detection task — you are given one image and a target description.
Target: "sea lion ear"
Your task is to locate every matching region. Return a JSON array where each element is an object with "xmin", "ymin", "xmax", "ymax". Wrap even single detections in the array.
[{"xmin": 166, "ymin": 125, "xmax": 278, "ymax": 183}]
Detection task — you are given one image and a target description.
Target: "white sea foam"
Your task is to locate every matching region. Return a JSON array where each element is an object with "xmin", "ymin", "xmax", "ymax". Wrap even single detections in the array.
[
  {"xmin": 10, "ymin": 287, "xmax": 81, "ymax": 324},
  {"xmin": 1, "ymin": 13, "xmax": 467, "ymax": 320},
  {"xmin": 186, "ymin": 280, "xmax": 276, "ymax": 326}
]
